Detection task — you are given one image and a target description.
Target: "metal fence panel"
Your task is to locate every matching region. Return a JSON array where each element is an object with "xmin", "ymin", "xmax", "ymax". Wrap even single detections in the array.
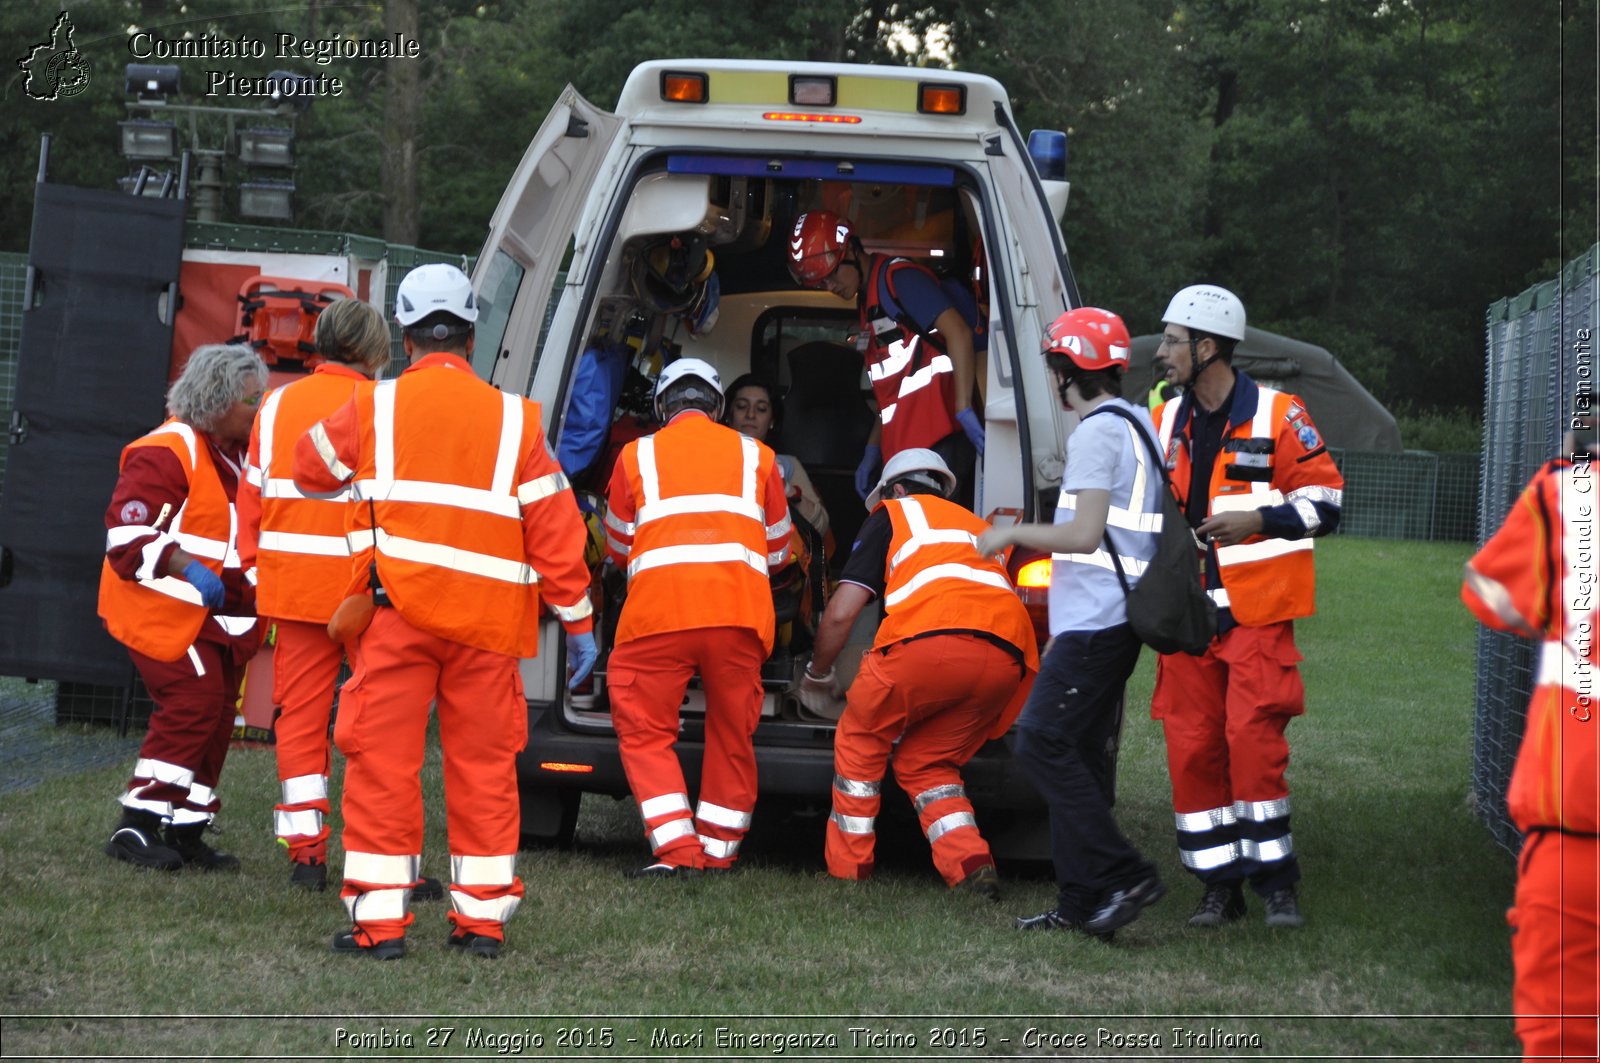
[{"xmin": 1472, "ymin": 243, "xmax": 1599, "ymax": 853}]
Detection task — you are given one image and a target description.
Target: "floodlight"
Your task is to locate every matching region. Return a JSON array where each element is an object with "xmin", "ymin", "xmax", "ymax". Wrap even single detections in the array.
[
  {"xmin": 239, "ymin": 179, "xmax": 295, "ymax": 220},
  {"xmin": 237, "ymin": 127, "xmax": 295, "ymax": 168},
  {"xmin": 125, "ymin": 63, "xmax": 180, "ymax": 101},
  {"xmin": 119, "ymin": 119, "xmax": 178, "ymax": 161}
]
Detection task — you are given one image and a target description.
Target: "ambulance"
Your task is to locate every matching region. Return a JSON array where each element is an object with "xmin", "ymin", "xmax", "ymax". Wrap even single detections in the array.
[{"xmin": 473, "ymin": 59, "xmax": 1085, "ymax": 855}]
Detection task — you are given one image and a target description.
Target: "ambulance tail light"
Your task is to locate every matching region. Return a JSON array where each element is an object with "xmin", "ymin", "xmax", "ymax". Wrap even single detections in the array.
[{"xmin": 1010, "ymin": 551, "xmax": 1053, "ymax": 646}]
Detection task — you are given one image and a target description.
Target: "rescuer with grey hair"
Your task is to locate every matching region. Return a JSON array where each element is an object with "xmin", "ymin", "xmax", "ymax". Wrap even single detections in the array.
[{"xmin": 99, "ymin": 343, "xmax": 268, "ymax": 873}]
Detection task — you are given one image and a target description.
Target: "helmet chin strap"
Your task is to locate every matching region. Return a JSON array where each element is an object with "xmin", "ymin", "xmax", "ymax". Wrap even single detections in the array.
[{"xmin": 1179, "ymin": 337, "xmax": 1223, "ymax": 389}]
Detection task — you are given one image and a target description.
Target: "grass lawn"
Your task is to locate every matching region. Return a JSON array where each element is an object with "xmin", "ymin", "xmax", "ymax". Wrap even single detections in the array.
[{"xmin": 0, "ymin": 537, "xmax": 1518, "ymax": 1059}]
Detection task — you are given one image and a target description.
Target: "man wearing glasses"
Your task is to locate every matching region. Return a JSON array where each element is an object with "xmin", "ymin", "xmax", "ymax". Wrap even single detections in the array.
[
  {"xmin": 787, "ymin": 210, "xmax": 984, "ymax": 508},
  {"xmin": 1146, "ymin": 284, "xmax": 1344, "ymax": 930}
]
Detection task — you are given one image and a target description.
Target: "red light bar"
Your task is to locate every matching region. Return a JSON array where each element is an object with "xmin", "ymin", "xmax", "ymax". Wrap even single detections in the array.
[
  {"xmin": 762, "ymin": 111, "xmax": 862, "ymax": 124},
  {"xmin": 538, "ymin": 761, "xmax": 595, "ymax": 774}
]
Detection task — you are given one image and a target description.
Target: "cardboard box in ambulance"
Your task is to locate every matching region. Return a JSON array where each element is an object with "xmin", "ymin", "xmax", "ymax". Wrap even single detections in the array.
[{"xmin": 470, "ymin": 59, "xmax": 1085, "ymax": 857}]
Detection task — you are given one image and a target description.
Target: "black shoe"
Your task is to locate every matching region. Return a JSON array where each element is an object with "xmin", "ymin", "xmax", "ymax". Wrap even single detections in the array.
[
  {"xmin": 446, "ymin": 930, "xmax": 501, "ymax": 959},
  {"xmin": 290, "ymin": 860, "xmax": 328, "ymax": 892},
  {"xmin": 1013, "ymin": 907, "xmax": 1114, "ymax": 941},
  {"xmin": 105, "ymin": 813, "xmax": 182, "ymax": 871},
  {"xmin": 331, "ymin": 930, "xmax": 405, "ymax": 960},
  {"xmin": 164, "ymin": 824, "xmax": 240, "ymax": 871},
  {"xmin": 623, "ymin": 862, "xmax": 701, "ymax": 879},
  {"xmin": 956, "ymin": 864, "xmax": 1001, "ymax": 902},
  {"xmin": 1086, "ymin": 872, "xmax": 1167, "ymax": 935},
  {"xmin": 412, "ymin": 875, "xmax": 444, "ymax": 901},
  {"xmin": 1188, "ymin": 883, "xmax": 1248, "ymax": 928},
  {"xmin": 1263, "ymin": 886, "xmax": 1305, "ymax": 928}
]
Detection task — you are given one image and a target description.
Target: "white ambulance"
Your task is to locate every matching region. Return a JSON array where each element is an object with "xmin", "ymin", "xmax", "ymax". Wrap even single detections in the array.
[{"xmin": 472, "ymin": 59, "xmax": 1084, "ymax": 856}]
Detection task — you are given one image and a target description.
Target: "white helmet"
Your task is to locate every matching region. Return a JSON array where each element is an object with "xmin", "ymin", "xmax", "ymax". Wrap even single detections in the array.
[
  {"xmin": 394, "ymin": 263, "xmax": 479, "ymax": 327},
  {"xmin": 653, "ymin": 357, "xmax": 724, "ymax": 421},
  {"xmin": 865, "ymin": 447, "xmax": 956, "ymax": 511},
  {"xmin": 1161, "ymin": 284, "xmax": 1246, "ymax": 341}
]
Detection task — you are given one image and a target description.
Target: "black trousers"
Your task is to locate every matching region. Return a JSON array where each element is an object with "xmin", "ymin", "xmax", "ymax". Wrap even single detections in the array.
[{"xmin": 1013, "ymin": 624, "xmax": 1151, "ymax": 920}]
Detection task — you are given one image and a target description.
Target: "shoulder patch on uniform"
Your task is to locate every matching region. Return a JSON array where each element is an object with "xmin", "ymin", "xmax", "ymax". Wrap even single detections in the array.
[
  {"xmin": 1286, "ymin": 402, "xmax": 1305, "ymax": 421},
  {"xmin": 1297, "ymin": 424, "xmax": 1322, "ymax": 450},
  {"xmin": 119, "ymin": 500, "xmax": 149, "ymax": 525}
]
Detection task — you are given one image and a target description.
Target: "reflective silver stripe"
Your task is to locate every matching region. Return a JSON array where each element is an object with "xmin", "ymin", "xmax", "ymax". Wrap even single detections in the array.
[
  {"xmin": 1211, "ymin": 489, "xmax": 1284, "ymax": 515},
  {"xmin": 1463, "ymin": 567, "xmax": 1533, "ymax": 635},
  {"xmin": 639, "ymin": 792, "xmax": 691, "ymax": 820},
  {"xmin": 1538, "ymin": 640, "xmax": 1594, "ymax": 689},
  {"xmin": 1208, "ymin": 587, "xmax": 1231, "ymax": 608},
  {"xmin": 1216, "ymin": 536, "xmax": 1313, "ymax": 566},
  {"xmin": 895, "ymin": 351, "xmax": 954, "ymax": 400},
  {"xmin": 767, "ymin": 512, "xmax": 792, "ymax": 541},
  {"xmin": 154, "ymin": 420, "xmax": 200, "ymax": 466},
  {"xmin": 833, "ymin": 775, "xmax": 880, "ymax": 799},
  {"xmin": 346, "ymin": 887, "xmax": 408, "ymax": 922},
  {"xmin": 605, "ymin": 510, "xmax": 635, "ymax": 537},
  {"xmin": 372, "ymin": 380, "xmax": 397, "ymax": 481},
  {"xmin": 699, "ymin": 835, "xmax": 741, "ymax": 860},
  {"xmin": 490, "ymin": 391, "xmax": 523, "ymax": 497},
  {"xmin": 1179, "ymin": 840, "xmax": 1242, "ymax": 871},
  {"xmin": 1287, "ymin": 485, "xmax": 1342, "ymax": 507},
  {"xmin": 451, "ymin": 853, "xmax": 516, "ymax": 886},
  {"xmin": 131, "ymin": 757, "xmax": 194, "ymax": 789},
  {"xmin": 1175, "ymin": 806, "xmax": 1238, "ymax": 833},
  {"xmin": 628, "ymin": 542, "xmax": 766, "ymax": 581},
  {"xmin": 215, "ymin": 616, "xmax": 256, "ymax": 637},
  {"xmin": 344, "ymin": 850, "xmax": 421, "ymax": 886},
  {"xmin": 924, "ymin": 811, "xmax": 978, "ymax": 844},
  {"xmin": 1231, "ymin": 451, "xmax": 1271, "ymax": 469},
  {"xmin": 186, "ymin": 783, "xmax": 216, "ymax": 808},
  {"xmin": 913, "ymin": 783, "xmax": 966, "ymax": 813},
  {"xmin": 868, "ymin": 336, "xmax": 916, "ymax": 381},
  {"xmin": 517, "ymin": 470, "xmax": 571, "ymax": 506},
  {"xmin": 1241, "ymin": 835, "xmax": 1294, "ymax": 863},
  {"xmin": 767, "ymin": 548, "xmax": 789, "ymax": 567},
  {"xmin": 352, "ymin": 526, "xmax": 536, "ymax": 585},
  {"xmin": 282, "ymin": 774, "xmax": 327, "ymax": 805},
  {"xmin": 308, "ymin": 421, "xmax": 353, "ymax": 483},
  {"xmin": 637, "ymin": 436, "xmax": 663, "ymax": 506},
  {"xmin": 174, "ymin": 530, "xmax": 229, "ymax": 561},
  {"xmin": 169, "ymin": 806, "xmax": 211, "ymax": 826},
  {"xmin": 1052, "ymin": 548, "xmax": 1149, "ymax": 578},
  {"xmin": 186, "ymin": 644, "xmax": 206, "ymax": 677},
  {"xmin": 1055, "ymin": 491, "xmax": 1164, "ymax": 534},
  {"xmin": 275, "ymin": 808, "xmax": 322, "ymax": 837},
  {"xmin": 695, "ymin": 801, "xmax": 752, "ymax": 831},
  {"xmin": 1292, "ymin": 497, "xmax": 1321, "ymax": 533},
  {"xmin": 637, "ymin": 492, "xmax": 767, "ymax": 526},
  {"xmin": 353, "ymin": 478, "xmax": 521, "ymax": 519},
  {"xmin": 258, "ymin": 530, "xmax": 349, "ymax": 557},
  {"xmin": 649, "ymin": 817, "xmax": 698, "ymax": 850},
  {"xmin": 118, "ymin": 793, "xmax": 173, "ymax": 816},
  {"xmin": 262, "ymin": 477, "xmax": 350, "ymax": 502},
  {"xmin": 106, "ymin": 524, "xmax": 165, "ymax": 548},
  {"xmin": 830, "ymin": 810, "xmax": 875, "ymax": 835},
  {"xmin": 1252, "ymin": 388, "xmax": 1280, "ymax": 437},
  {"xmin": 1234, "ymin": 798, "xmax": 1291, "ymax": 822},
  {"xmin": 883, "ymin": 562, "xmax": 1011, "ymax": 609},
  {"xmin": 546, "ymin": 596, "xmax": 593, "ymax": 622},
  {"xmin": 256, "ymin": 387, "xmax": 284, "ymax": 477},
  {"xmin": 605, "ymin": 533, "xmax": 630, "ymax": 557},
  {"xmin": 135, "ymin": 536, "xmax": 175, "ymax": 582},
  {"xmin": 451, "ymin": 890, "xmax": 521, "ymax": 923}
]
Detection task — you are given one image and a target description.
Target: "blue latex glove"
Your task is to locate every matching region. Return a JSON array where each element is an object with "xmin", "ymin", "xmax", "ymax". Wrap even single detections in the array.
[
  {"xmin": 955, "ymin": 406, "xmax": 986, "ymax": 456},
  {"xmin": 182, "ymin": 559, "xmax": 225, "ymax": 610},
  {"xmin": 854, "ymin": 443, "xmax": 882, "ymax": 499},
  {"xmin": 566, "ymin": 630, "xmax": 598, "ymax": 689}
]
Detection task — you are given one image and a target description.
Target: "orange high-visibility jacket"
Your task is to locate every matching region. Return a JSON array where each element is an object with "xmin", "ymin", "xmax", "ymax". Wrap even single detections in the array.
[
  {"xmin": 873, "ymin": 494, "xmax": 1039, "ymax": 671},
  {"xmin": 1153, "ymin": 376, "xmax": 1344, "ymax": 626},
  {"xmin": 605, "ymin": 411, "xmax": 791, "ymax": 652},
  {"xmin": 238, "ymin": 363, "xmax": 372, "ymax": 623},
  {"xmin": 98, "ymin": 420, "xmax": 241, "ymax": 661},
  {"xmin": 292, "ymin": 352, "xmax": 592, "ymax": 658},
  {"xmin": 1463, "ymin": 458, "xmax": 1597, "ymax": 834}
]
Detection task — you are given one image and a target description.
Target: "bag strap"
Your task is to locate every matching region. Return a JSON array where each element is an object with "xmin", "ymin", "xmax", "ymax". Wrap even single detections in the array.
[{"xmin": 1080, "ymin": 403, "xmax": 1171, "ymax": 601}]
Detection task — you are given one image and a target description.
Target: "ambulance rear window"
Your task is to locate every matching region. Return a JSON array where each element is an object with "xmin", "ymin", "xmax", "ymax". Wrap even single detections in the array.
[{"xmin": 666, "ymin": 155, "xmax": 956, "ymax": 187}]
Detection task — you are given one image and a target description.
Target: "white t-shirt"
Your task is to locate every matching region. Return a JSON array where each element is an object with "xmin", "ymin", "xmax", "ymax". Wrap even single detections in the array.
[{"xmin": 1047, "ymin": 397, "xmax": 1166, "ymax": 635}]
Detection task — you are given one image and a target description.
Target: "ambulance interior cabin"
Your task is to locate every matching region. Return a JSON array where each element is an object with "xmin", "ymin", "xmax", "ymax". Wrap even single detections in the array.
[{"xmin": 555, "ymin": 165, "xmax": 990, "ymax": 711}]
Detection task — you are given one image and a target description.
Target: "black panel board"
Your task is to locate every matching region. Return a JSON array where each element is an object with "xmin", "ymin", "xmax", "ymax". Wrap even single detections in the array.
[{"xmin": 0, "ymin": 184, "xmax": 185, "ymax": 684}]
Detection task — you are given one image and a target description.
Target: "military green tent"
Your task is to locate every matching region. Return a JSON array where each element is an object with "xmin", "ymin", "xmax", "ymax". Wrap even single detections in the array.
[{"xmin": 1127, "ymin": 326, "xmax": 1402, "ymax": 452}]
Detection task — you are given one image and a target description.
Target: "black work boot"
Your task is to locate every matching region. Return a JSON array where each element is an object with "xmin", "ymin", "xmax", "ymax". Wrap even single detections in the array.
[
  {"xmin": 165, "ymin": 823, "xmax": 241, "ymax": 871},
  {"xmin": 105, "ymin": 810, "xmax": 182, "ymax": 871}
]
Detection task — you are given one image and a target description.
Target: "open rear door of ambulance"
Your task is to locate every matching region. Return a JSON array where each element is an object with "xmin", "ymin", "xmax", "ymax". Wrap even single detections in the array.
[{"xmin": 471, "ymin": 85, "xmax": 622, "ymax": 393}]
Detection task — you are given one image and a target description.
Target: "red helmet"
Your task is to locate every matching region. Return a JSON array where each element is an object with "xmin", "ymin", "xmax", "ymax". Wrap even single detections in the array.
[
  {"xmin": 1042, "ymin": 307, "xmax": 1132, "ymax": 373},
  {"xmin": 787, "ymin": 210, "xmax": 853, "ymax": 287}
]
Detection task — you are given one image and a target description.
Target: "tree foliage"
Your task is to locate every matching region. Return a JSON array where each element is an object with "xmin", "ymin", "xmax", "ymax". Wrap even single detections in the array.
[{"xmin": 0, "ymin": 0, "xmax": 1591, "ymax": 416}]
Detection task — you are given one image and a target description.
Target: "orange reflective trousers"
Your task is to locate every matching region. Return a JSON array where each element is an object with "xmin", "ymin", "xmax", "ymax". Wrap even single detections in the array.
[
  {"xmin": 1511, "ymin": 830, "xmax": 1599, "ymax": 1061},
  {"xmin": 270, "ymin": 619, "xmax": 345, "ymax": 864},
  {"xmin": 827, "ymin": 634, "xmax": 1023, "ymax": 887},
  {"xmin": 335, "ymin": 607, "xmax": 526, "ymax": 945}
]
